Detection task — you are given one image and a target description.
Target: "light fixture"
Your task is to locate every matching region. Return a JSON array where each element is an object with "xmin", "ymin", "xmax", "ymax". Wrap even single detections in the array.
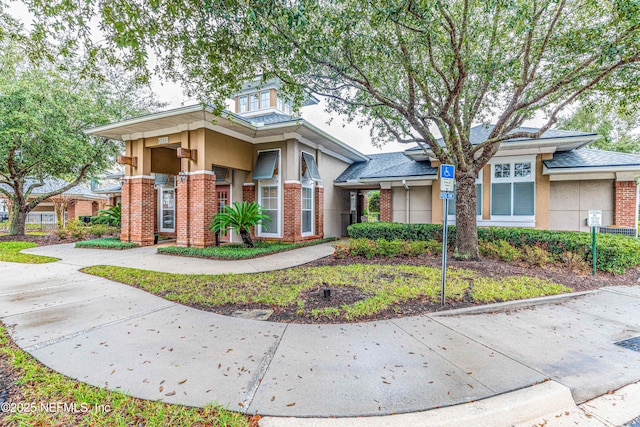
[{"xmin": 178, "ymin": 171, "xmax": 187, "ymax": 183}]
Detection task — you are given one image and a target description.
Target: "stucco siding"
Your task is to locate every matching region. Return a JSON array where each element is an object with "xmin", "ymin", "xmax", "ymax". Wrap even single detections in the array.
[
  {"xmin": 391, "ymin": 185, "xmax": 432, "ymax": 224},
  {"xmin": 318, "ymin": 152, "xmax": 351, "ymax": 238},
  {"xmin": 550, "ymin": 180, "xmax": 614, "ymax": 231}
]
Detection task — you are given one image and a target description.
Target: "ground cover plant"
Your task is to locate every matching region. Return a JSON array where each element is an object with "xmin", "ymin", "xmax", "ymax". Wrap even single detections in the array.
[
  {"xmin": 75, "ymin": 237, "xmax": 139, "ymax": 250},
  {"xmin": 158, "ymin": 238, "xmax": 337, "ymax": 260},
  {"xmin": 0, "ymin": 326, "xmax": 252, "ymax": 427},
  {"xmin": 0, "ymin": 242, "xmax": 58, "ymax": 264},
  {"xmin": 82, "ymin": 264, "xmax": 569, "ymax": 323}
]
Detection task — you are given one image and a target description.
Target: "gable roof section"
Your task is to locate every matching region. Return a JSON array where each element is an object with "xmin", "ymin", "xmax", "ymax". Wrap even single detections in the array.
[
  {"xmin": 543, "ymin": 149, "xmax": 640, "ymax": 171},
  {"xmin": 405, "ymin": 124, "xmax": 598, "ymax": 152},
  {"xmin": 335, "ymin": 152, "xmax": 437, "ymax": 183}
]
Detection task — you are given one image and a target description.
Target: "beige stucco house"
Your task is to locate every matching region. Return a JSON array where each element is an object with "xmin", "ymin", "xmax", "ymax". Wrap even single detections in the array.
[{"xmin": 85, "ymin": 81, "xmax": 640, "ymax": 247}]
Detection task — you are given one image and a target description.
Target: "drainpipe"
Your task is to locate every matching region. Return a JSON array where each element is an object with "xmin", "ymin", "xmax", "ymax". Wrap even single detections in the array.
[{"xmin": 403, "ymin": 180, "xmax": 410, "ymax": 223}]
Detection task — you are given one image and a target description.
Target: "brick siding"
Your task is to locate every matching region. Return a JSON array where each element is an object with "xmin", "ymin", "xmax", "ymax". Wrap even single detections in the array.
[
  {"xmin": 380, "ymin": 189, "xmax": 392, "ymax": 222},
  {"xmin": 121, "ymin": 177, "xmax": 155, "ymax": 246},
  {"xmin": 614, "ymin": 181, "xmax": 637, "ymax": 228},
  {"xmin": 176, "ymin": 172, "xmax": 217, "ymax": 248},
  {"xmin": 283, "ymin": 182, "xmax": 302, "ymax": 242},
  {"xmin": 315, "ymin": 186, "xmax": 324, "ymax": 238}
]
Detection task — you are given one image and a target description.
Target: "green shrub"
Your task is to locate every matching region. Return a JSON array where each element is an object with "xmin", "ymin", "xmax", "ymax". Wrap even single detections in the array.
[
  {"xmin": 347, "ymin": 222, "xmax": 640, "ymax": 274},
  {"xmin": 521, "ymin": 245, "xmax": 552, "ymax": 267},
  {"xmin": 75, "ymin": 238, "xmax": 139, "ymax": 250},
  {"xmin": 560, "ymin": 251, "xmax": 589, "ymax": 272},
  {"xmin": 479, "ymin": 240, "xmax": 521, "ymax": 262},
  {"xmin": 348, "ymin": 222, "xmax": 453, "ymax": 243},
  {"xmin": 337, "ymin": 238, "xmax": 440, "ymax": 258}
]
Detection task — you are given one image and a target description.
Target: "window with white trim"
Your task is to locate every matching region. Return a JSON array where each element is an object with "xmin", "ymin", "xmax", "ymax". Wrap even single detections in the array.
[
  {"xmin": 159, "ymin": 188, "xmax": 175, "ymax": 232},
  {"xmin": 491, "ymin": 158, "xmax": 535, "ymax": 217},
  {"xmin": 300, "ymin": 151, "xmax": 317, "ymax": 235},
  {"xmin": 238, "ymin": 96, "xmax": 248, "ymax": 113},
  {"xmin": 250, "ymin": 93, "xmax": 259, "ymax": 111},
  {"xmin": 260, "ymin": 91, "xmax": 270, "ymax": 109},
  {"xmin": 256, "ymin": 149, "xmax": 281, "ymax": 237},
  {"xmin": 302, "ymin": 187, "xmax": 313, "ymax": 235}
]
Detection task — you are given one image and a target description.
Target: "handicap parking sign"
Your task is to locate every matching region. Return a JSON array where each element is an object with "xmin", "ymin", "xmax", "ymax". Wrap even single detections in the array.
[{"xmin": 440, "ymin": 164, "xmax": 454, "ymax": 179}]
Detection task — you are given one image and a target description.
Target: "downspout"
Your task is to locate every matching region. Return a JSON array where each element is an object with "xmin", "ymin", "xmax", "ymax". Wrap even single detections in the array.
[{"xmin": 403, "ymin": 180, "xmax": 410, "ymax": 224}]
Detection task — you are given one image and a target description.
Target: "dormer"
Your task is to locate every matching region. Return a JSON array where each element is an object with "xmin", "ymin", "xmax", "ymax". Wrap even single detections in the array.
[{"xmin": 233, "ymin": 78, "xmax": 319, "ymax": 119}]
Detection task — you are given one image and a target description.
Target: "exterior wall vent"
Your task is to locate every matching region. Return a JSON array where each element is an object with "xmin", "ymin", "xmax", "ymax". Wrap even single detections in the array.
[{"xmin": 158, "ymin": 136, "xmax": 169, "ymax": 144}]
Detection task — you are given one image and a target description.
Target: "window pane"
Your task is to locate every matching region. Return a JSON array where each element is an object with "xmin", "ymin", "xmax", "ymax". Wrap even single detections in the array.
[
  {"xmin": 494, "ymin": 164, "xmax": 510, "ymax": 178},
  {"xmin": 514, "ymin": 182, "xmax": 535, "ymax": 215},
  {"xmin": 260, "ymin": 185, "xmax": 278, "ymax": 234},
  {"xmin": 302, "ymin": 211, "xmax": 312, "ymax": 233},
  {"xmin": 261, "ymin": 91, "xmax": 270, "ymax": 109},
  {"xmin": 476, "ymin": 184, "xmax": 482, "ymax": 216},
  {"xmin": 491, "ymin": 183, "xmax": 511, "ymax": 215},
  {"xmin": 514, "ymin": 162, "xmax": 532, "ymax": 178},
  {"xmin": 250, "ymin": 93, "xmax": 259, "ymax": 111},
  {"xmin": 277, "ymin": 97, "xmax": 284, "ymax": 111},
  {"xmin": 239, "ymin": 96, "xmax": 248, "ymax": 113}
]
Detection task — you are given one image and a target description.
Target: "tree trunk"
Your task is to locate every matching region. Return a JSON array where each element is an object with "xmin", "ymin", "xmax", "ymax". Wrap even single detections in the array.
[
  {"xmin": 239, "ymin": 227, "xmax": 254, "ymax": 248},
  {"xmin": 454, "ymin": 174, "xmax": 479, "ymax": 261},
  {"xmin": 9, "ymin": 203, "xmax": 26, "ymax": 236}
]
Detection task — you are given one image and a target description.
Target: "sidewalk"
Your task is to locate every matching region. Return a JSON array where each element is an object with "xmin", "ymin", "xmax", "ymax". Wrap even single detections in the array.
[{"xmin": 1, "ymin": 243, "xmax": 639, "ymax": 425}]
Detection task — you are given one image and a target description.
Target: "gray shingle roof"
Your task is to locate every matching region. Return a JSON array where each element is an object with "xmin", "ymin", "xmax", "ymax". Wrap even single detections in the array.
[
  {"xmin": 0, "ymin": 178, "xmax": 103, "ymax": 198},
  {"xmin": 406, "ymin": 124, "xmax": 597, "ymax": 151},
  {"xmin": 544, "ymin": 149, "xmax": 640, "ymax": 169},
  {"xmin": 335, "ymin": 152, "xmax": 437, "ymax": 182}
]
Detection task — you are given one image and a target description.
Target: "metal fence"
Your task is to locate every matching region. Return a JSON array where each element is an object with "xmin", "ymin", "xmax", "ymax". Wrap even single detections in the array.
[
  {"xmin": 598, "ymin": 226, "xmax": 638, "ymax": 237},
  {"xmin": 0, "ymin": 212, "xmax": 59, "ymax": 232}
]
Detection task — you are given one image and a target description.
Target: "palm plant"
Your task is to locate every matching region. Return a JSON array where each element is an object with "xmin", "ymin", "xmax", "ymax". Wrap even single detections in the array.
[
  {"xmin": 94, "ymin": 203, "xmax": 121, "ymax": 226},
  {"xmin": 210, "ymin": 201, "xmax": 271, "ymax": 247}
]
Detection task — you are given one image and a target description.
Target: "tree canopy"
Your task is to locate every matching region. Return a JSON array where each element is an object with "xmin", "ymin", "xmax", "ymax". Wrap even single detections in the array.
[
  {"xmin": 23, "ymin": 0, "xmax": 640, "ymax": 258},
  {"xmin": 558, "ymin": 99, "xmax": 640, "ymax": 153},
  {"xmin": 0, "ymin": 13, "xmax": 164, "ymax": 234}
]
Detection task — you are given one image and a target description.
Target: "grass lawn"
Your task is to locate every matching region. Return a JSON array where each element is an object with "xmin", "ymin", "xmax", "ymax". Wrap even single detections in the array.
[
  {"xmin": 158, "ymin": 238, "xmax": 337, "ymax": 260},
  {"xmin": 0, "ymin": 232, "xmax": 49, "ymax": 236},
  {"xmin": 0, "ymin": 242, "xmax": 58, "ymax": 264},
  {"xmin": 75, "ymin": 237, "xmax": 139, "ymax": 250},
  {"xmin": 0, "ymin": 327, "xmax": 251, "ymax": 427},
  {"xmin": 82, "ymin": 264, "xmax": 570, "ymax": 321}
]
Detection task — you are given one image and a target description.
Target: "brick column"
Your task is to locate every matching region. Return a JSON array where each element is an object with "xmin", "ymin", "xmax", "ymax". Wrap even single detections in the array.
[
  {"xmin": 380, "ymin": 189, "xmax": 392, "ymax": 222},
  {"xmin": 122, "ymin": 177, "xmax": 155, "ymax": 246},
  {"xmin": 176, "ymin": 172, "xmax": 216, "ymax": 247},
  {"xmin": 315, "ymin": 186, "xmax": 324, "ymax": 238},
  {"xmin": 190, "ymin": 172, "xmax": 216, "ymax": 248},
  {"xmin": 283, "ymin": 182, "xmax": 302, "ymax": 242},
  {"xmin": 614, "ymin": 181, "xmax": 637, "ymax": 228}
]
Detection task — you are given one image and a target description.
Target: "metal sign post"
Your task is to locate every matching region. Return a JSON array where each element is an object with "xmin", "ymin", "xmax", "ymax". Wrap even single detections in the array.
[
  {"xmin": 587, "ymin": 210, "xmax": 602, "ymax": 277},
  {"xmin": 439, "ymin": 164, "xmax": 455, "ymax": 307}
]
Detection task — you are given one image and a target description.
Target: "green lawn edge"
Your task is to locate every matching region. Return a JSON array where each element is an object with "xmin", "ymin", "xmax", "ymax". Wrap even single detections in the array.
[
  {"xmin": 81, "ymin": 264, "xmax": 571, "ymax": 322},
  {"xmin": 157, "ymin": 237, "xmax": 337, "ymax": 260},
  {"xmin": 0, "ymin": 242, "xmax": 58, "ymax": 264}
]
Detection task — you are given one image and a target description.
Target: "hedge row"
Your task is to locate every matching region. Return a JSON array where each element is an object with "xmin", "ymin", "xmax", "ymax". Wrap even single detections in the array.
[{"xmin": 347, "ymin": 222, "xmax": 640, "ymax": 274}]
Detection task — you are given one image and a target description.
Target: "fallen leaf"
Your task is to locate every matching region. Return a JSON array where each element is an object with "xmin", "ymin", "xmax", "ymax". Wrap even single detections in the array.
[
  {"xmin": 178, "ymin": 379, "xmax": 187, "ymax": 384},
  {"xmin": 286, "ymin": 402, "xmax": 296, "ymax": 407},
  {"xmin": 159, "ymin": 386, "xmax": 164, "ymax": 392},
  {"xmin": 165, "ymin": 391, "xmax": 176, "ymax": 396}
]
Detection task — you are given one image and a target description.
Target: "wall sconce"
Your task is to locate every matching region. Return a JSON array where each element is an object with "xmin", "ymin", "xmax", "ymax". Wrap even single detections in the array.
[{"xmin": 178, "ymin": 171, "xmax": 187, "ymax": 183}]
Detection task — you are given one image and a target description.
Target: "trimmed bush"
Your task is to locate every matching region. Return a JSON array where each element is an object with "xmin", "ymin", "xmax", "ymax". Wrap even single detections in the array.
[
  {"xmin": 347, "ymin": 222, "xmax": 640, "ymax": 274},
  {"xmin": 333, "ymin": 238, "xmax": 441, "ymax": 258},
  {"xmin": 75, "ymin": 238, "xmax": 139, "ymax": 250}
]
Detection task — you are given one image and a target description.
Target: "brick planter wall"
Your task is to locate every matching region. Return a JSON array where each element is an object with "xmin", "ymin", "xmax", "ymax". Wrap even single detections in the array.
[
  {"xmin": 614, "ymin": 181, "xmax": 637, "ymax": 228},
  {"xmin": 121, "ymin": 177, "xmax": 155, "ymax": 246},
  {"xmin": 380, "ymin": 189, "xmax": 392, "ymax": 222}
]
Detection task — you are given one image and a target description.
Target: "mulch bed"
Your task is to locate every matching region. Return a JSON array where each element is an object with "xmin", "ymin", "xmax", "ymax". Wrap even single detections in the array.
[
  {"xmin": 0, "ymin": 234, "xmax": 81, "ymax": 246},
  {"xmin": 203, "ymin": 254, "xmax": 640, "ymax": 324}
]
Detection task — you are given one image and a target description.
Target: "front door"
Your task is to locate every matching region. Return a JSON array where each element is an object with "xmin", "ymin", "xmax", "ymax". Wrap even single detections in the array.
[{"xmin": 216, "ymin": 185, "xmax": 230, "ymax": 242}]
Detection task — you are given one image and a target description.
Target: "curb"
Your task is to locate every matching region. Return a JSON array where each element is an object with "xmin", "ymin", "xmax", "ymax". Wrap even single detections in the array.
[
  {"xmin": 430, "ymin": 290, "xmax": 596, "ymax": 317},
  {"xmin": 258, "ymin": 381, "xmax": 580, "ymax": 427}
]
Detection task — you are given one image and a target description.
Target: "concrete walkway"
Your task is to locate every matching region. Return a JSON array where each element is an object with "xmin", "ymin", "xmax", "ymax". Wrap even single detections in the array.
[{"xmin": 0, "ymin": 243, "xmax": 639, "ymax": 425}]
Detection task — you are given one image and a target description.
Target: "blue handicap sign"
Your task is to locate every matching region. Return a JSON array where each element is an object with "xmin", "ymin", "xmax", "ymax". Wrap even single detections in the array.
[{"xmin": 440, "ymin": 164, "xmax": 454, "ymax": 179}]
